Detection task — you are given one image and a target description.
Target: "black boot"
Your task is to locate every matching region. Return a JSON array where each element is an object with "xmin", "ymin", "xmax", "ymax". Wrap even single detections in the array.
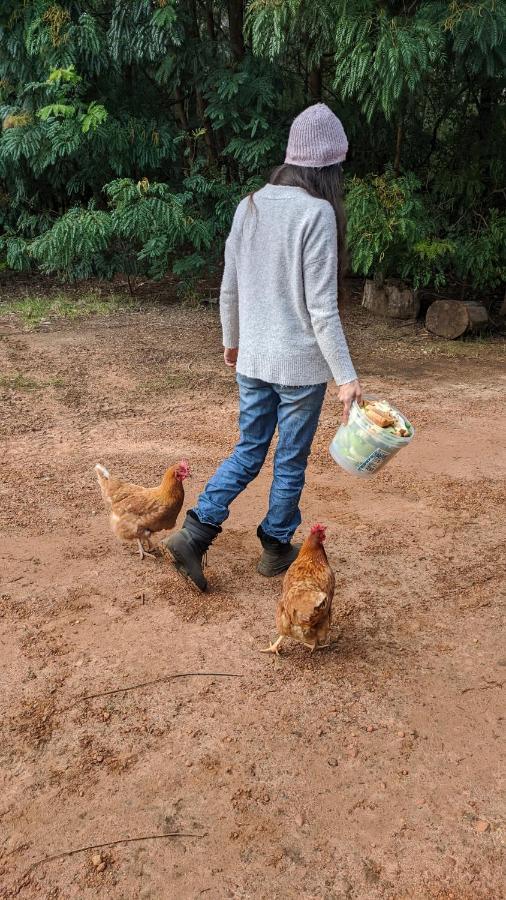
[
  {"xmin": 256, "ymin": 525, "xmax": 299, "ymax": 577},
  {"xmin": 162, "ymin": 511, "xmax": 221, "ymax": 592}
]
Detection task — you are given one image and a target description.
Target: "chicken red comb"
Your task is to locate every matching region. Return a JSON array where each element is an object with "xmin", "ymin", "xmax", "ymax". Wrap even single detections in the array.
[
  {"xmin": 178, "ymin": 459, "xmax": 191, "ymax": 476},
  {"xmin": 310, "ymin": 523, "xmax": 327, "ymax": 540}
]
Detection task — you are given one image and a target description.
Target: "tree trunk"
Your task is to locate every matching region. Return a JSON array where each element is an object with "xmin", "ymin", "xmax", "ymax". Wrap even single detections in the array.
[
  {"xmin": 394, "ymin": 119, "xmax": 403, "ymax": 174},
  {"xmin": 227, "ymin": 0, "xmax": 245, "ymax": 62},
  {"xmin": 173, "ymin": 85, "xmax": 189, "ymax": 130},
  {"xmin": 477, "ymin": 79, "xmax": 496, "ymax": 142},
  {"xmin": 308, "ymin": 66, "xmax": 322, "ymax": 101},
  {"xmin": 425, "ymin": 300, "xmax": 488, "ymax": 339},
  {"xmin": 189, "ymin": 0, "xmax": 218, "ymax": 166},
  {"xmin": 196, "ymin": 90, "xmax": 218, "ymax": 165},
  {"xmin": 205, "ymin": 0, "xmax": 216, "ymax": 42}
]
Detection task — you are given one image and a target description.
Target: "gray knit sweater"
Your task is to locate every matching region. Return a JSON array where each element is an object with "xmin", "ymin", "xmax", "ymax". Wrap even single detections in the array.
[{"xmin": 220, "ymin": 184, "xmax": 357, "ymax": 386}]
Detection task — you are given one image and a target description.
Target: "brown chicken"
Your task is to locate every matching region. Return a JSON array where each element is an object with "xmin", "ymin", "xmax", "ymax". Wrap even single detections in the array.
[
  {"xmin": 262, "ymin": 524, "xmax": 335, "ymax": 654},
  {"xmin": 95, "ymin": 460, "xmax": 190, "ymax": 558}
]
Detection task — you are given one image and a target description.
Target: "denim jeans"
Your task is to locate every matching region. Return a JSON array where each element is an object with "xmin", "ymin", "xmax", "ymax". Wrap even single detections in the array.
[{"xmin": 193, "ymin": 374, "xmax": 327, "ymax": 542}]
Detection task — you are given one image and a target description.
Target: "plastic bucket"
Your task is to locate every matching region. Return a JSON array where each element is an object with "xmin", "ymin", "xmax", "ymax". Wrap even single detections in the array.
[{"xmin": 329, "ymin": 397, "xmax": 414, "ymax": 479}]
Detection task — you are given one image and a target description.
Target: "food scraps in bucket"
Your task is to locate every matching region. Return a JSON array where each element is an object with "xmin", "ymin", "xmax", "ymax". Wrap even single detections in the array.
[{"xmin": 362, "ymin": 400, "xmax": 412, "ymax": 438}]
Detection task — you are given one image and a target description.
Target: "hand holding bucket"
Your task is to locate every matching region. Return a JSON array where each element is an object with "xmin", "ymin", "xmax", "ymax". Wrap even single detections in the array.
[{"xmin": 330, "ymin": 397, "xmax": 415, "ymax": 478}]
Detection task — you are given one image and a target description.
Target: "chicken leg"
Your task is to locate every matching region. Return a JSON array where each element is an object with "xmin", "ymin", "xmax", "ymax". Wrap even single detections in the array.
[{"xmin": 260, "ymin": 636, "xmax": 284, "ymax": 655}]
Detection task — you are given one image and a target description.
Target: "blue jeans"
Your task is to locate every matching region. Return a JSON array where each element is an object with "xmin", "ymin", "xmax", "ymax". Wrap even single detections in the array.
[{"xmin": 193, "ymin": 374, "xmax": 326, "ymax": 542}]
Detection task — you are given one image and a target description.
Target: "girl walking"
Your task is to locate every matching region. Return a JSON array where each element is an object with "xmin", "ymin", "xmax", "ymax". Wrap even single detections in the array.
[{"xmin": 164, "ymin": 104, "xmax": 362, "ymax": 590}]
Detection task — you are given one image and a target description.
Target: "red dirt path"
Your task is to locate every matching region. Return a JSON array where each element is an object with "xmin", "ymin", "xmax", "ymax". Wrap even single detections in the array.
[{"xmin": 1, "ymin": 302, "xmax": 505, "ymax": 899}]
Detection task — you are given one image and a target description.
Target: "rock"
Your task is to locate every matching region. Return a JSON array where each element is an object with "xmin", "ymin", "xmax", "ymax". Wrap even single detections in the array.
[
  {"xmin": 295, "ymin": 814, "xmax": 305, "ymax": 828},
  {"xmin": 327, "ymin": 758, "xmax": 339, "ymax": 767},
  {"xmin": 97, "ymin": 861, "xmax": 107, "ymax": 872},
  {"xmin": 397, "ymin": 730, "xmax": 405, "ymax": 738},
  {"xmin": 91, "ymin": 853, "xmax": 102, "ymax": 867},
  {"xmin": 475, "ymin": 819, "xmax": 490, "ymax": 833},
  {"xmin": 366, "ymin": 725, "xmax": 375, "ymax": 733}
]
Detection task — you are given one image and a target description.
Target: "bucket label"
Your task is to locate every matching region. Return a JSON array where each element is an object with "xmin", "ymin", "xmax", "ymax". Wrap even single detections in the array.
[{"xmin": 357, "ymin": 447, "xmax": 391, "ymax": 473}]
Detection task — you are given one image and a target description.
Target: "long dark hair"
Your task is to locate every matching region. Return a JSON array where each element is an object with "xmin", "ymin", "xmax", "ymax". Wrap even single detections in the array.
[{"xmin": 267, "ymin": 162, "xmax": 348, "ymax": 301}]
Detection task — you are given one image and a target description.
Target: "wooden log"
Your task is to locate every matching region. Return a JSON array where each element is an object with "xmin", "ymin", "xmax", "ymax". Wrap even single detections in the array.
[
  {"xmin": 385, "ymin": 281, "xmax": 420, "ymax": 319},
  {"xmin": 362, "ymin": 279, "xmax": 419, "ymax": 319},
  {"xmin": 362, "ymin": 279, "xmax": 389, "ymax": 316},
  {"xmin": 425, "ymin": 299, "xmax": 488, "ymax": 339}
]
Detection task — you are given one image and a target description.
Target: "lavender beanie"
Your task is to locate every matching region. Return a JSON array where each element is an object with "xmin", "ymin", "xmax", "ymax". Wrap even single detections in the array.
[{"xmin": 284, "ymin": 103, "xmax": 348, "ymax": 168}]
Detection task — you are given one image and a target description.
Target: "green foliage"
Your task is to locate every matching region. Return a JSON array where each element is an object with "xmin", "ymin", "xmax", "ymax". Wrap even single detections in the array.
[
  {"xmin": 346, "ymin": 171, "xmax": 454, "ymax": 288},
  {"xmin": 1, "ymin": 170, "xmax": 263, "ymax": 281},
  {"xmin": 81, "ymin": 101, "xmax": 108, "ymax": 133},
  {"xmin": 333, "ymin": 7, "xmax": 444, "ymax": 122},
  {"xmin": 0, "ymin": 0, "xmax": 504, "ymax": 293},
  {"xmin": 453, "ymin": 210, "xmax": 506, "ymax": 291},
  {"xmin": 47, "ymin": 65, "xmax": 81, "ymax": 84},
  {"xmin": 37, "ymin": 103, "xmax": 76, "ymax": 120},
  {"xmin": 346, "ymin": 169, "xmax": 506, "ymax": 291}
]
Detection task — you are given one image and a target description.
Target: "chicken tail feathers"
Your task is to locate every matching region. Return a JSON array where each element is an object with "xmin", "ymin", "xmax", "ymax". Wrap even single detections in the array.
[{"xmin": 95, "ymin": 463, "xmax": 110, "ymax": 480}]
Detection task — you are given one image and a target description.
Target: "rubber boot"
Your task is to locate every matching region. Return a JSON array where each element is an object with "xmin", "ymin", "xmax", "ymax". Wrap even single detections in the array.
[
  {"xmin": 162, "ymin": 511, "xmax": 221, "ymax": 592},
  {"xmin": 256, "ymin": 525, "xmax": 299, "ymax": 577}
]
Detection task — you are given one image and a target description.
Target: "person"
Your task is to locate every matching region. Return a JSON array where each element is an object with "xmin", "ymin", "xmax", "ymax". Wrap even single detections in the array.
[{"xmin": 164, "ymin": 103, "xmax": 362, "ymax": 591}]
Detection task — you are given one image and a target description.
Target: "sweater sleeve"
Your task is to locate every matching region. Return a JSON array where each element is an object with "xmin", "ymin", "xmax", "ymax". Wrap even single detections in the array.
[
  {"xmin": 220, "ymin": 229, "xmax": 239, "ymax": 348},
  {"xmin": 303, "ymin": 203, "xmax": 357, "ymax": 385}
]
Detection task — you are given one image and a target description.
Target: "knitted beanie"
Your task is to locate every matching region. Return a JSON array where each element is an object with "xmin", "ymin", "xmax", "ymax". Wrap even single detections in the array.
[{"xmin": 284, "ymin": 103, "xmax": 348, "ymax": 168}]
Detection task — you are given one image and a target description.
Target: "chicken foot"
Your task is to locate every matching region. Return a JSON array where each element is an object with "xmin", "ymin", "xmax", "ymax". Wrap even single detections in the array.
[
  {"xmin": 260, "ymin": 636, "xmax": 284, "ymax": 655},
  {"xmin": 313, "ymin": 638, "xmax": 339, "ymax": 651},
  {"xmin": 137, "ymin": 538, "xmax": 157, "ymax": 560}
]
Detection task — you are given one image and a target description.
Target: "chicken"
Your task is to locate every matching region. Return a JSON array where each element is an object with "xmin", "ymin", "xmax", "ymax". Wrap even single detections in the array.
[
  {"xmin": 95, "ymin": 460, "xmax": 190, "ymax": 558},
  {"xmin": 262, "ymin": 524, "xmax": 335, "ymax": 654}
]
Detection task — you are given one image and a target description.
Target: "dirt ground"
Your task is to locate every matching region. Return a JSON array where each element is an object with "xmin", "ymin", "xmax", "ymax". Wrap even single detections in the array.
[{"xmin": 1, "ymin": 296, "xmax": 505, "ymax": 900}]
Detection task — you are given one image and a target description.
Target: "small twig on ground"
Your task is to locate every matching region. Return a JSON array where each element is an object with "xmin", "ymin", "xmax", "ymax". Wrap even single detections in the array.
[
  {"xmin": 67, "ymin": 671, "xmax": 242, "ymax": 708},
  {"xmin": 461, "ymin": 680, "xmax": 504, "ymax": 695},
  {"xmin": 26, "ymin": 831, "xmax": 207, "ymax": 873}
]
